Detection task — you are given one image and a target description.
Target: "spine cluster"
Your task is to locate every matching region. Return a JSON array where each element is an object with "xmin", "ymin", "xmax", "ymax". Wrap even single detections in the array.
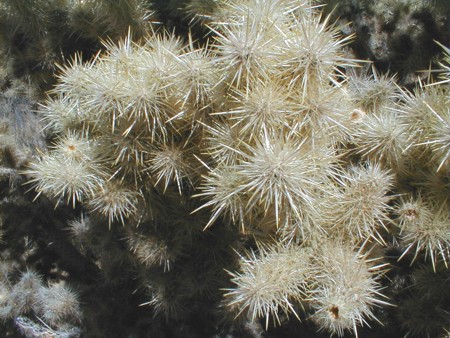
[{"xmin": 7, "ymin": 0, "xmax": 450, "ymax": 336}]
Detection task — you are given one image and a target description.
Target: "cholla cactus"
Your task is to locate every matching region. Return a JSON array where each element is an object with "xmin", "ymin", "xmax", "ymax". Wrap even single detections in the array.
[
  {"xmin": 321, "ymin": 0, "xmax": 450, "ymax": 83},
  {"xmin": 223, "ymin": 244, "xmax": 311, "ymax": 328},
  {"xmin": 396, "ymin": 194, "xmax": 450, "ymax": 271},
  {"xmin": 0, "ymin": 267, "xmax": 81, "ymax": 336},
  {"xmin": 18, "ymin": 0, "xmax": 450, "ymax": 336},
  {"xmin": 0, "ymin": 0, "xmax": 155, "ymax": 92},
  {"xmin": 308, "ymin": 242, "xmax": 388, "ymax": 337}
]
